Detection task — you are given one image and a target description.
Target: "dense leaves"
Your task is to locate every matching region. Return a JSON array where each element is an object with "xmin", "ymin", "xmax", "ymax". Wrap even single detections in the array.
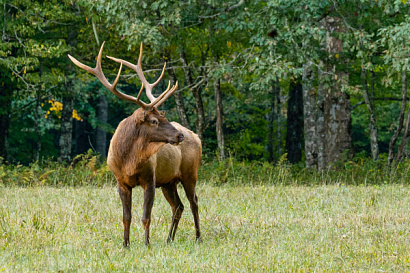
[{"xmin": 1, "ymin": 0, "xmax": 410, "ymax": 168}]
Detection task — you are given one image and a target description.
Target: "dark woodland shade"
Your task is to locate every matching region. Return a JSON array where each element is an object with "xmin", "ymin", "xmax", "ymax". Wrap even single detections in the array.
[
  {"xmin": 0, "ymin": 70, "xmax": 13, "ymax": 161},
  {"xmin": 285, "ymin": 80, "xmax": 304, "ymax": 163}
]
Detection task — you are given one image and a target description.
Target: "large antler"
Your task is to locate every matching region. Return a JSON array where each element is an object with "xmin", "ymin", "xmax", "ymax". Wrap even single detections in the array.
[
  {"xmin": 107, "ymin": 43, "xmax": 178, "ymax": 108},
  {"xmin": 68, "ymin": 42, "xmax": 177, "ymax": 110}
]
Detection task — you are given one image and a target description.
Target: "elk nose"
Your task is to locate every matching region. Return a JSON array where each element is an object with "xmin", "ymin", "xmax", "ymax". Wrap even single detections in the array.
[{"xmin": 177, "ymin": 132, "xmax": 184, "ymax": 142}]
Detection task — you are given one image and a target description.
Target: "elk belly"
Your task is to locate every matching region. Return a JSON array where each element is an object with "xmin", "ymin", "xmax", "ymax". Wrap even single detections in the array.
[{"xmin": 154, "ymin": 144, "xmax": 182, "ymax": 186}]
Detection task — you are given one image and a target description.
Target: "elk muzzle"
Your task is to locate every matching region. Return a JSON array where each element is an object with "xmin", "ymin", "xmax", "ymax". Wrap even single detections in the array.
[
  {"xmin": 169, "ymin": 132, "xmax": 184, "ymax": 145},
  {"xmin": 177, "ymin": 132, "xmax": 184, "ymax": 142}
]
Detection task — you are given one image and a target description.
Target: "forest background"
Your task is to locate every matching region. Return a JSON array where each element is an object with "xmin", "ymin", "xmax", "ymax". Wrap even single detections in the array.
[{"xmin": 1, "ymin": 0, "xmax": 410, "ymax": 179}]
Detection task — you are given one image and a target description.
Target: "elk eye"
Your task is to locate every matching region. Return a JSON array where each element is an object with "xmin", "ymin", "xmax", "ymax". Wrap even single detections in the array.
[{"xmin": 150, "ymin": 119, "xmax": 158, "ymax": 125}]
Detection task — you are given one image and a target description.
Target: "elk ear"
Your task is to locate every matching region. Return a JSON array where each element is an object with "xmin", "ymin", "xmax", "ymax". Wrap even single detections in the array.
[
  {"xmin": 143, "ymin": 110, "xmax": 151, "ymax": 121},
  {"xmin": 133, "ymin": 109, "xmax": 146, "ymax": 126},
  {"xmin": 159, "ymin": 110, "xmax": 165, "ymax": 116}
]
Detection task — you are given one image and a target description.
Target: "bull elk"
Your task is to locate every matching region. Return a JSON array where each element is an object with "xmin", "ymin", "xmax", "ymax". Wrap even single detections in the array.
[{"xmin": 68, "ymin": 42, "xmax": 202, "ymax": 246}]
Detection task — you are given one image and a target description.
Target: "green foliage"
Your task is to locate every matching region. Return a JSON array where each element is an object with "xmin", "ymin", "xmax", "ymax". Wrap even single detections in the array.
[
  {"xmin": 2, "ymin": 0, "xmax": 410, "ymax": 164},
  {"xmin": 379, "ymin": 15, "xmax": 410, "ymax": 74},
  {"xmin": 0, "ymin": 150, "xmax": 115, "ymax": 187}
]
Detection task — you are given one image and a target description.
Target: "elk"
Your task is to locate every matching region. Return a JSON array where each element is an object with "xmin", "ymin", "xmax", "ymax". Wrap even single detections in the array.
[{"xmin": 68, "ymin": 42, "xmax": 201, "ymax": 247}]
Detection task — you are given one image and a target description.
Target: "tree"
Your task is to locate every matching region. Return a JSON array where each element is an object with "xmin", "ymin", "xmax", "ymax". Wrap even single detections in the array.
[
  {"xmin": 302, "ymin": 62, "xmax": 318, "ymax": 168},
  {"xmin": 379, "ymin": 13, "xmax": 410, "ymax": 164},
  {"xmin": 2, "ymin": 0, "xmax": 410, "ymax": 166},
  {"xmin": 285, "ymin": 79, "xmax": 304, "ymax": 163},
  {"xmin": 1, "ymin": 0, "xmax": 77, "ymax": 162},
  {"xmin": 361, "ymin": 69, "xmax": 379, "ymax": 160},
  {"xmin": 0, "ymin": 69, "xmax": 15, "ymax": 161}
]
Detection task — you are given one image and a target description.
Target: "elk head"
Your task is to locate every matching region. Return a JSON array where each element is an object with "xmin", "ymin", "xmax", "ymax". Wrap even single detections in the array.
[
  {"xmin": 136, "ymin": 107, "xmax": 184, "ymax": 145},
  {"xmin": 68, "ymin": 42, "xmax": 184, "ymax": 145}
]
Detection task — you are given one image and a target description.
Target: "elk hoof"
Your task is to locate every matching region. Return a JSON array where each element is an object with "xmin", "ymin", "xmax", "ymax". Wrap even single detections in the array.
[{"xmin": 123, "ymin": 241, "xmax": 130, "ymax": 248}]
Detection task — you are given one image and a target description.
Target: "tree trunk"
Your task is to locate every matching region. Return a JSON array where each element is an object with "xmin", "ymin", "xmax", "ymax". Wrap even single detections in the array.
[
  {"xmin": 180, "ymin": 48, "xmax": 204, "ymax": 139},
  {"xmin": 0, "ymin": 70, "xmax": 13, "ymax": 161},
  {"xmin": 267, "ymin": 82, "xmax": 277, "ymax": 163},
  {"xmin": 361, "ymin": 69, "xmax": 379, "ymax": 160},
  {"xmin": 317, "ymin": 61, "xmax": 326, "ymax": 170},
  {"xmin": 324, "ymin": 71, "xmax": 353, "ymax": 164},
  {"xmin": 285, "ymin": 78, "xmax": 304, "ymax": 163},
  {"xmin": 168, "ymin": 60, "xmax": 190, "ymax": 129},
  {"xmin": 393, "ymin": 71, "xmax": 408, "ymax": 164},
  {"xmin": 302, "ymin": 62, "xmax": 317, "ymax": 169},
  {"xmin": 59, "ymin": 93, "xmax": 74, "ymax": 162},
  {"xmin": 275, "ymin": 82, "xmax": 283, "ymax": 158},
  {"xmin": 74, "ymin": 119, "xmax": 93, "ymax": 155},
  {"xmin": 388, "ymin": 71, "xmax": 407, "ymax": 165},
  {"xmin": 396, "ymin": 102, "xmax": 410, "ymax": 164},
  {"xmin": 90, "ymin": 19, "xmax": 108, "ymax": 158},
  {"xmin": 34, "ymin": 89, "xmax": 42, "ymax": 162},
  {"xmin": 96, "ymin": 95, "xmax": 108, "ymax": 157},
  {"xmin": 59, "ymin": 11, "xmax": 77, "ymax": 163},
  {"xmin": 214, "ymin": 78, "xmax": 225, "ymax": 161},
  {"xmin": 322, "ymin": 17, "xmax": 354, "ymax": 166}
]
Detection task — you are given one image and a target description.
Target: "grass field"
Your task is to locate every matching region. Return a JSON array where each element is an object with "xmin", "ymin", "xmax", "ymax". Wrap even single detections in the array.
[{"xmin": 1, "ymin": 183, "xmax": 409, "ymax": 272}]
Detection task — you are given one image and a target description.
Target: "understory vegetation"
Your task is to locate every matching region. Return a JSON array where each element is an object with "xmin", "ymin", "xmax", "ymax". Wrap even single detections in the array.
[{"xmin": 1, "ymin": 151, "xmax": 410, "ymax": 187}]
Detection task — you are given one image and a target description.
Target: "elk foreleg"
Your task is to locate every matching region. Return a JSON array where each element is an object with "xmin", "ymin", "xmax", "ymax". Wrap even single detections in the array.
[
  {"xmin": 142, "ymin": 183, "xmax": 155, "ymax": 246},
  {"xmin": 118, "ymin": 184, "xmax": 132, "ymax": 247},
  {"xmin": 161, "ymin": 182, "xmax": 184, "ymax": 243},
  {"xmin": 182, "ymin": 182, "xmax": 201, "ymax": 241}
]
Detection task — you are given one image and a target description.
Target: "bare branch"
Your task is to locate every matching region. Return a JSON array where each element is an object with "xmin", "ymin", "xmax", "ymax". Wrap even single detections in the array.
[
  {"xmin": 92, "ymin": 18, "xmax": 100, "ymax": 46},
  {"xmin": 199, "ymin": 0, "xmax": 246, "ymax": 19},
  {"xmin": 227, "ymin": 0, "xmax": 245, "ymax": 12},
  {"xmin": 353, "ymin": 97, "xmax": 410, "ymax": 110}
]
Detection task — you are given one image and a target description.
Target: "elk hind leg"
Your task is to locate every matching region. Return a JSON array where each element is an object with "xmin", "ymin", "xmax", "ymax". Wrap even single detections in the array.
[
  {"xmin": 181, "ymin": 180, "xmax": 200, "ymax": 241},
  {"xmin": 161, "ymin": 181, "xmax": 184, "ymax": 243}
]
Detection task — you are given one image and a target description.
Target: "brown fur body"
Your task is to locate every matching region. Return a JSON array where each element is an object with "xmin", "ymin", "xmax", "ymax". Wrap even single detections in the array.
[{"xmin": 107, "ymin": 108, "xmax": 202, "ymax": 246}]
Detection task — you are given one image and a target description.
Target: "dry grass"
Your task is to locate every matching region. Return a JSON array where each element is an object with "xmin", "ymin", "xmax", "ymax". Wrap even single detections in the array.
[{"xmin": 0, "ymin": 183, "xmax": 409, "ymax": 272}]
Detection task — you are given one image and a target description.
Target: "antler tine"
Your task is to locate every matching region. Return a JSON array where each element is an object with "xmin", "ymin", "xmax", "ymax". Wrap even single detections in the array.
[
  {"xmin": 148, "ymin": 80, "xmax": 171, "ymax": 106},
  {"xmin": 153, "ymin": 81, "xmax": 179, "ymax": 108},
  {"xmin": 136, "ymin": 84, "xmax": 145, "ymax": 103},
  {"xmin": 105, "ymin": 43, "xmax": 178, "ymax": 110},
  {"xmin": 136, "ymin": 43, "xmax": 154, "ymax": 102},
  {"xmin": 68, "ymin": 42, "xmax": 149, "ymax": 109},
  {"xmin": 108, "ymin": 44, "xmax": 167, "ymax": 103},
  {"xmin": 68, "ymin": 42, "xmax": 111, "ymax": 90},
  {"xmin": 151, "ymin": 62, "xmax": 167, "ymax": 88},
  {"xmin": 136, "ymin": 43, "xmax": 168, "ymax": 102}
]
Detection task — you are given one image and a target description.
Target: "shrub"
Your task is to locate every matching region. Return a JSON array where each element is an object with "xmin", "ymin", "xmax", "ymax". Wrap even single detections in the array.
[
  {"xmin": 1, "ymin": 152, "xmax": 410, "ymax": 187},
  {"xmin": 0, "ymin": 150, "xmax": 115, "ymax": 187}
]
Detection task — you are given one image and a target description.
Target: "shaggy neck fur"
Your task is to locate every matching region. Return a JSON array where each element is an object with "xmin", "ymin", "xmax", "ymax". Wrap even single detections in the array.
[{"xmin": 110, "ymin": 109, "xmax": 165, "ymax": 177}]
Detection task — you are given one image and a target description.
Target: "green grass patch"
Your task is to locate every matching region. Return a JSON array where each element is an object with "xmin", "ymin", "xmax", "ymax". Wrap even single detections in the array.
[{"xmin": 1, "ymin": 184, "xmax": 409, "ymax": 271}]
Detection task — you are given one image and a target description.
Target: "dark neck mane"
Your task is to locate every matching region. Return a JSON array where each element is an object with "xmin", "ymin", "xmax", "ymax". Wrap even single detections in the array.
[{"xmin": 111, "ymin": 110, "xmax": 165, "ymax": 176}]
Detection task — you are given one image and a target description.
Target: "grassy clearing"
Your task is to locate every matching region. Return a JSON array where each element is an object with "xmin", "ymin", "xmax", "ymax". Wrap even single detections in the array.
[{"xmin": 0, "ymin": 183, "xmax": 409, "ymax": 272}]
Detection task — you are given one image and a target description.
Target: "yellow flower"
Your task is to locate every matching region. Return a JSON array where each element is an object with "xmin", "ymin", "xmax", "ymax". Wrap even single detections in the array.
[{"xmin": 72, "ymin": 109, "xmax": 82, "ymax": 121}]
